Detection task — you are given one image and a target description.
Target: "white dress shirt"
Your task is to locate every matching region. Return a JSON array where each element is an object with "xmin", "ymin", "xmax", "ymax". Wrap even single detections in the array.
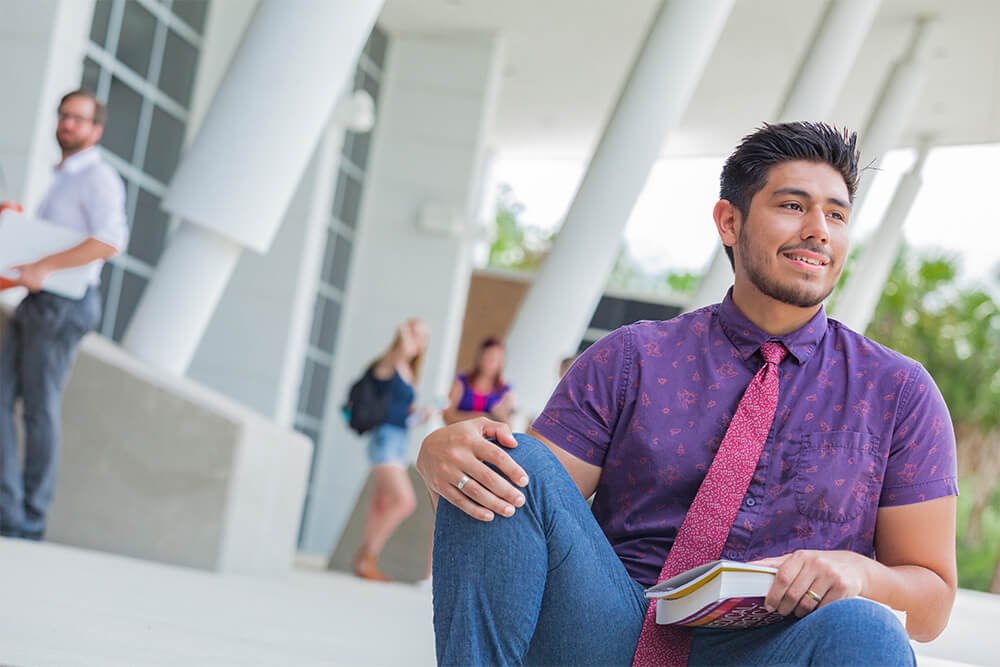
[{"xmin": 36, "ymin": 147, "xmax": 128, "ymax": 285}]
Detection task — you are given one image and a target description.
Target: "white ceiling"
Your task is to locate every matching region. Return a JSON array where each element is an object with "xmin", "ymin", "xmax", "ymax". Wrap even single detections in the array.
[{"xmin": 378, "ymin": 0, "xmax": 1000, "ymax": 159}]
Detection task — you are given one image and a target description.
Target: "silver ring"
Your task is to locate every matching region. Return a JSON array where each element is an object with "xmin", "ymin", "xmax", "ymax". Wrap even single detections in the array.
[{"xmin": 457, "ymin": 474, "xmax": 471, "ymax": 491}]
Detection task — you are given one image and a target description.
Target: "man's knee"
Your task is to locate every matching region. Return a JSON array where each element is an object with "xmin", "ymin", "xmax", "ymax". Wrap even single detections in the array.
[{"xmin": 810, "ymin": 599, "xmax": 914, "ymax": 665}]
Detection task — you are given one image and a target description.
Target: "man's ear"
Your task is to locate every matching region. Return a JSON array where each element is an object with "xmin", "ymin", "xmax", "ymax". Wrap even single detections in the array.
[{"xmin": 713, "ymin": 199, "xmax": 739, "ymax": 249}]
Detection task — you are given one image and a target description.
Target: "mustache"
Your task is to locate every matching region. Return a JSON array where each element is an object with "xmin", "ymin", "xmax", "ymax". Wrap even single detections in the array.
[{"xmin": 778, "ymin": 244, "xmax": 833, "ymax": 262}]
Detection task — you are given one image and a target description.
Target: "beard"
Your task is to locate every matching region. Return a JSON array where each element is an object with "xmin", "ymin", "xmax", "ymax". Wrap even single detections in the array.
[
  {"xmin": 56, "ymin": 132, "xmax": 86, "ymax": 153},
  {"xmin": 737, "ymin": 226, "xmax": 837, "ymax": 308}
]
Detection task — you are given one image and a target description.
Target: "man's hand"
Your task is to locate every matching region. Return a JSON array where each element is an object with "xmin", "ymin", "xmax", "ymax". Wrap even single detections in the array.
[
  {"xmin": 752, "ymin": 550, "xmax": 872, "ymax": 618},
  {"xmin": 0, "ymin": 201, "xmax": 24, "ymax": 215},
  {"xmin": 12, "ymin": 260, "xmax": 50, "ymax": 293},
  {"xmin": 416, "ymin": 417, "xmax": 528, "ymax": 522}
]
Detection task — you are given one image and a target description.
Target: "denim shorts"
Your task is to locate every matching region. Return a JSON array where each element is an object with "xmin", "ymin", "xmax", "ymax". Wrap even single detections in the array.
[{"xmin": 367, "ymin": 424, "xmax": 409, "ymax": 466}]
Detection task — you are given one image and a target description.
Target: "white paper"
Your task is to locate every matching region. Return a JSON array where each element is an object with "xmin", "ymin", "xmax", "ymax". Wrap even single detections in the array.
[{"xmin": 0, "ymin": 211, "xmax": 94, "ymax": 299}]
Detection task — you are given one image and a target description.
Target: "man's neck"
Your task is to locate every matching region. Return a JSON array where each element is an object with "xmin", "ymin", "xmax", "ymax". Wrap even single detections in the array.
[
  {"xmin": 59, "ymin": 144, "xmax": 94, "ymax": 168},
  {"xmin": 731, "ymin": 281, "xmax": 822, "ymax": 336}
]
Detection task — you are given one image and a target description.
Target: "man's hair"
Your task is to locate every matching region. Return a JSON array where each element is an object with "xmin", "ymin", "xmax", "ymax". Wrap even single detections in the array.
[
  {"xmin": 59, "ymin": 88, "xmax": 106, "ymax": 126},
  {"xmin": 719, "ymin": 122, "xmax": 860, "ymax": 269}
]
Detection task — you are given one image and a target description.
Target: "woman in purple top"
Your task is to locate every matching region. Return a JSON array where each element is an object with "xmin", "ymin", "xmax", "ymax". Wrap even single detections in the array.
[
  {"xmin": 443, "ymin": 337, "xmax": 516, "ymax": 425},
  {"xmin": 416, "ymin": 123, "xmax": 958, "ymax": 667}
]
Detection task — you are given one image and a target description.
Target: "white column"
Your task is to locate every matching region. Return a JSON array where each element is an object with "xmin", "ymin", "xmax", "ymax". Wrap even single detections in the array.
[
  {"xmin": 122, "ymin": 0, "xmax": 383, "ymax": 373},
  {"xmin": 504, "ymin": 0, "xmax": 734, "ymax": 417},
  {"xmin": 852, "ymin": 18, "xmax": 934, "ymax": 213},
  {"xmin": 833, "ymin": 141, "xmax": 932, "ymax": 333},
  {"xmin": 298, "ymin": 35, "xmax": 505, "ymax": 554},
  {"xmin": 688, "ymin": 0, "xmax": 882, "ymax": 311}
]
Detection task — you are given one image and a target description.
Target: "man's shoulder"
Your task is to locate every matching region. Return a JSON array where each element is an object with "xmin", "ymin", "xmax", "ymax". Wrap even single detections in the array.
[
  {"xmin": 826, "ymin": 316, "xmax": 923, "ymax": 377},
  {"xmin": 620, "ymin": 304, "xmax": 717, "ymax": 341},
  {"xmin": 78, "ymin": 154, "xmax": 125, "ymax": 189}
]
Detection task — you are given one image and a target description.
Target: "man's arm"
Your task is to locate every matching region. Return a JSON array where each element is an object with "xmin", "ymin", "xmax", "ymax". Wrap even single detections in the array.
[
  {"xmin": 527, "ymin": 427, "xmax": 601, "ymax": 499},
  {"xmin": 13, "ymin": 237, "xmax": 118, "ymax": 292},
  {"xmin": 756, "ymin": 495, "xmax": 957, "ymax": 641}
]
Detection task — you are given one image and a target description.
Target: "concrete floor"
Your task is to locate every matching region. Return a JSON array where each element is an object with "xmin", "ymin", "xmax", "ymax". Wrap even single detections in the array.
[{"xmin": 0, "ymin": 538, "xmax": 994, "ymax": 666}]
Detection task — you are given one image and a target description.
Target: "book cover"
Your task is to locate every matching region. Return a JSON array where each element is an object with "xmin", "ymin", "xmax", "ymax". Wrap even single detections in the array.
[{"xmin": 644, "ymin": 560, "xmax": 785, "ymax": 629}]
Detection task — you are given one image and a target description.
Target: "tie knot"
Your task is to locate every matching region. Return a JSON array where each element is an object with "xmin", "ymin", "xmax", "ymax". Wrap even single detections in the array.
[{"xmin": 760, "ymin": 341, "xmax": 787, "ymax": 365}]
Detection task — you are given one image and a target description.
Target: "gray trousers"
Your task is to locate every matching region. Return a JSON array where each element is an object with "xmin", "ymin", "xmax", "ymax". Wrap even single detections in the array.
[{"xmin": 0, "ymin": 287, "xmax": 100, "ymax": 538}]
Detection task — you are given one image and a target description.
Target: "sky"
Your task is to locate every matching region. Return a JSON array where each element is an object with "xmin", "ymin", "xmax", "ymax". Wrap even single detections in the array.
[{"xmin": 487, "ymin": 143, "xmax": 1000, "ymax": 288}]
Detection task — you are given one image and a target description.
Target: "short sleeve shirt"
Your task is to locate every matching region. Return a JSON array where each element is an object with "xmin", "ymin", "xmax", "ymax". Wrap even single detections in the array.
[
  {"xmin": 532, "ymin": 291, "xmax": 958, "ymax": 587},
  {"xmin": 37, "ymin": 147, "xmax": 128, "ymax": 285}
]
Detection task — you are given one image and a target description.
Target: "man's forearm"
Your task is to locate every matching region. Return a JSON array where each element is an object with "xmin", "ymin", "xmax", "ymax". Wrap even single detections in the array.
[
  {"xmin": 39, "ymin": 237, "xmax": 117, "ymax": 271},
  {"xmin": 864, "ymin": 558, "xmax": 956, "ymax": 642}
]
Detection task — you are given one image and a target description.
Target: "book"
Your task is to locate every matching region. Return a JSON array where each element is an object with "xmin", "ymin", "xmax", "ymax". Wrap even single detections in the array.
[
  {"xmin": 0, "ymin": 211, "xmax": 93, "ymax": 298},
  {"xmin": 644, "ymin": 560, "xmax": 784, "ymax": 629}
]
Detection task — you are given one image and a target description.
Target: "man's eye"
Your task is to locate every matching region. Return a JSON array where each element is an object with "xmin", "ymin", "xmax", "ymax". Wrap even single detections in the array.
[
  {"xmin": 827, "ymin": 211, "xmax": 847, "ymax": 222},
  {"xmin": 781, "ymin": 202, "xmax": 803, "ymax": 211}
]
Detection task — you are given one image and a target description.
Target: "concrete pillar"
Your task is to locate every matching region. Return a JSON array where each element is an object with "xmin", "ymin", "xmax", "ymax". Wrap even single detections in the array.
[
  {"xmin": 504, "ymin": 0, "xmax": 735, "ymax": 417},
  {"xmin": 852, "ymin": 18, "xmax": 934, "ymax": 213},
  {"xmin": 0, "ymin": 0, "xmax": 95, "ymax": 211},
  {"xmin": 688, "ymin": 0, "xmax": 882, "ymax": 311},
  {"xmin": 122, "ymin": 0, "xmax": 383, "ymax": 374},
  {"xmin": 187, "ymin": 93, "xmax": 373, "ymax": 422},
  {"xmin": 833, "ymin": 140, "xmax": 932, "ymax": 333},
  {"xmin": 298, "ymin": 35, "xmax": 504, "ymax": 554}
]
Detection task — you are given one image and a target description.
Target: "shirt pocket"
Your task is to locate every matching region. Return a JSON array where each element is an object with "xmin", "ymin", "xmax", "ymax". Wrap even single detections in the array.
[{"xmin": 794, "ymin": 431, "xmax": 882, "ymax": 523}]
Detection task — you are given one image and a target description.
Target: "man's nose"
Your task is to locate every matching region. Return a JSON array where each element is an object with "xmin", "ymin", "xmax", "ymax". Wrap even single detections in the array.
[{"xmin": 801, "ymin": 206, "xmax": 830, "ymax": 244}]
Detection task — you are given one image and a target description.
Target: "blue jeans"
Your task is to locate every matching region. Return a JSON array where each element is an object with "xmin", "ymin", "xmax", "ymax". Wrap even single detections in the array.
[
  {"xmin": 0, "ymin": 287, "xmax": 100, "ymax": 539},
  {"xmin": 432, "ymin": 434, "xmax": 915, "ymax": 666}
]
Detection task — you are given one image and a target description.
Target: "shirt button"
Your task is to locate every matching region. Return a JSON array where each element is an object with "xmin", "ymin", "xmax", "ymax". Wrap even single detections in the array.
[{"xmin": 745, "ymin": 497, "xmax": 756, "ymax": 507}]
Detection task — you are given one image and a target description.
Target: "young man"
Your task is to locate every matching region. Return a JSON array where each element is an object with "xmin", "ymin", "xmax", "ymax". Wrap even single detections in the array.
[
  {"xmin": 0, "ymin": 89, "xmax": 127, "ymax": 540},
  {"xmin": 417, "ymin": 123, "xmax": 957, "ymax": 666}
]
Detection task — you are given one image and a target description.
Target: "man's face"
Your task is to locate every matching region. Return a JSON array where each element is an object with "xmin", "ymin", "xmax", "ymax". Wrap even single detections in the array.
[
  {"xmin": 732, "ymin": 160, "xmax": 850, "ymax": 308},
  {"xmin": 56, "ymin": 96, "xmax": 103, "ymax": 154}
]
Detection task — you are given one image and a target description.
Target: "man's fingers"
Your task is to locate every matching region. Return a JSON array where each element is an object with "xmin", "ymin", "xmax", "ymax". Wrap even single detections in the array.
[
  {"xmin": 479, "ymin": 418, "xmax": 518, "ymax": 449},
  {"xmin": 468, "ymin": 459, "xmax": 525, "ymax": 509},
  {"xmin": 438, "ymin": 484, "xmax": 495, "ymax": 522},
  {"xmin": 455, "ymin": 473, "xmax": 517, "ymax": 518},
  {"xmin": 475, "ymin": 437, "xmax": 529, "ymax": 488}
]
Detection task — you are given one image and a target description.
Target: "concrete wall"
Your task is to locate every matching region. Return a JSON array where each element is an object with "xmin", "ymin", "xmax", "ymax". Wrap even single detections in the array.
[
  {"xmin": 298, "ymin": 34, "xmax": 505, "ymax": 554},
  {"xmin": 0, "ymin": 309, "xmax": 312, "ymax": 577}
]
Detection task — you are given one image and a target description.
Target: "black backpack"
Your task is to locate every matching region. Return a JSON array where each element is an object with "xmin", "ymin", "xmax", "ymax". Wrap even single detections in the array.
[{"xmin": 342, "ymin": 366, "xmax": 390, "ymax": 435}]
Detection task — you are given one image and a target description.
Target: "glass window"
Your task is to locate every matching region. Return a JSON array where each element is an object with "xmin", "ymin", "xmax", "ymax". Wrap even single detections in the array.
[
  {"xmin": 82, "ymin": 57, "xmax": 101, "ymax": 95},
  {"xmin": 96, "ymin": 262, "xmax": 115, "ymax": 332},
  {"xmin": 172, "ymin": 0, "xmax": 209, "ymax": 33},
  {"xmin": 298, "ymin": 360, "xmax": 330, "ymax": 421},
  {"xmin": 112, "ymin": 270, "xmax": 149, "ymax": 340},
  {"xmin": 89, "ymin": 0, "xmax": 113, "ymax": 49},
  {"xmin": 365, "ymin": 26, "xmax": 388, "ymax": 69},
  {"xmin": 309, "ymin": 294, "xmax": 341, "ymax": 354},
  {"xmin": 333, "ymin": 171, "xmax": 362, "ymax": 228},
  {"xmin": 345, "ymin": 130, "xmax": 370, "ymax": 171},
  {"xmin": 143, "ymin": 106, "xmax": 185, "ymax": 183},
  {"xmin": 159, "ymin": 29, "xmax": 198, "ymax": 107},
  {"xmin": 329, "ymin": 233, "xmax": 352, "ymax": 290},
  {"xmin": 102, "ymin": 76, "xmax": 143, "ymax": 161},
  {"xmin": 116, "ymin": 2, "xmax": 157, "ymax": 78},
  {"xmin": 128, "ymin": 188, "xmax": 170, "ymax": 266}
]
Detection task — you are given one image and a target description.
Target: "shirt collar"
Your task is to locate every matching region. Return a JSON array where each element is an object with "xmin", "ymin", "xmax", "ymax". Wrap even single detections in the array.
[
  {"xmin": 56, "ymin": 146, "xmax": 101, "ymax": 175},
  {"xmin": 716, "ymin": 287, "xmax": 828, "ymax": 365}
]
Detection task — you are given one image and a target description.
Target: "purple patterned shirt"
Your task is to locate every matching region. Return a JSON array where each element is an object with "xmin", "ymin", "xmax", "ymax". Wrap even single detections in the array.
[{"xmin": 532, "ymin": 291, "xmax": 958, "ymax": 586}]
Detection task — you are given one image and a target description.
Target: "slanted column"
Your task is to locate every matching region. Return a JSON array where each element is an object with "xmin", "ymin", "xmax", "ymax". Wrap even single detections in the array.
[
  {"xmin": 833, "ymin": 140, "xmax": 932, "ymax": 333},
  {"xmin": 852, "ymin": 18, "xmax": 934, "ymax": 213},
  {"xmin": 504, "ymin": 0, "xmax": 735, "ymax": 417},
  {"xmin": 687, "ymin": 0, "xmax": 882, "ymax": 311},
  {"xmin": 123, "ymin": 0, "xmax": 384, "ymax": 374}
]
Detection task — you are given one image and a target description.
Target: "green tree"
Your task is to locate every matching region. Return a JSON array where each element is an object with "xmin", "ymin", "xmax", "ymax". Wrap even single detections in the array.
[
  {"xmin": 863, "ymin": 246, "xmax": 1000, "ymax": 592},
  {"xmin": 487, "ymin": 184, "xmax": 552, "ymax": 272}
]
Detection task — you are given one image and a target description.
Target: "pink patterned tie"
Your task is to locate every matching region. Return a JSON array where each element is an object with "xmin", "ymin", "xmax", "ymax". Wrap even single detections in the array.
[{"xmin": 632, "ymin": 341, "xmax": 787, "ymax": 667}]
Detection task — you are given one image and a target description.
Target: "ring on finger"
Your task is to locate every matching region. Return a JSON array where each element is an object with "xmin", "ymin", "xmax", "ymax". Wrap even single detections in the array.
[
  {"xmin": 457, "ymin": 474, "xmax": 471, "ymax": 491},
  {"xmin": 805, "ymin": 589, "xmax": 822, "ymax": 603}
]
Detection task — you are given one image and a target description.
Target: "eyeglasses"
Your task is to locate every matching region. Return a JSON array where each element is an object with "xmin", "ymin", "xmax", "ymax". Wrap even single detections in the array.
[{"xmin": 57, "ymin": 111, "xmax": 96, "ymax": 124}]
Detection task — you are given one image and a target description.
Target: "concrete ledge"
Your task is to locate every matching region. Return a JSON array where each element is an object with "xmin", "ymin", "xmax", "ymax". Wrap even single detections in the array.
[{"xmin": 0, "ymin": 309, "xmax": 312, "ymax": 576}]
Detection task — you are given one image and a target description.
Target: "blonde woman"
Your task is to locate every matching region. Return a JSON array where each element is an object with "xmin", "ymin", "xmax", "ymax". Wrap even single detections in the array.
[{"xmin": 352, "ymin": 318, "xmax": 430, "ymax": 582}]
